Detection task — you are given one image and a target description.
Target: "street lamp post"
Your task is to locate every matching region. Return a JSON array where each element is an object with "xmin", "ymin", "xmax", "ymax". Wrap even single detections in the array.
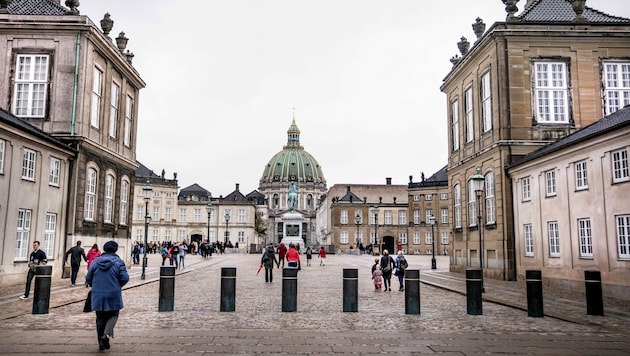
[
  {"xmin": 354, "ymin": 211, "xmax": 361, "ymax": 252},
  {"xmin": 141, "ymin": 179, "xmax": 152, "ymax": 280},
  {"xmin": 206, "ymin": 203, "xmax": 213, "ymax": 244},
  {"xmin": 371, "ymin": 205, "xmax": 379, "ymax": 255},
  {"xmin": 224, "ymin": 209, "xmax": 231, "ymax": 244},
  {"xmin": 429, "ymin": 214, "xmax": 436, "ymax": 269},
  {"xmin": 471, "ymin": 167, "xmax": 486, "ymax": 292}
]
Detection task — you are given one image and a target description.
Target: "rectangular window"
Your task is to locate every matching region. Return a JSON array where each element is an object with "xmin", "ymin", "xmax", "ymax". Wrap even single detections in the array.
[
  {"xmin": 441, "ymin": 231, "xmax": 449, "ymax": 245},
  {"xmin": 399, "ymin": 232, "xmax": 407, "ymax": 244},
  {"xmin": 454, "ymin": 184, "xmax": 461, "ymax": 228},
  {"xmin": 384, "ymin": 210, "xmax": 393, "ymax": 225},
  {"xmin": 534, "ymin": 61, "xmax": 569, "ymax": 123},
  {"xmin": 49, "ymin": 157, "xmax": 60, "ymax": 186},
  {"xmin": 90, "ymin": 67, "xmax": 103, "ymax": 128},
  {"xmin": 0, "ymin": 139, "xmax": 5, "ymax": 174},
  {"xmin": 481, "ymin": 71, "xmax": 492, "ymax": 132},
  {"xmin": 135, "ymin": 229, "xmax": 143, "ymax": 242},
  {"xmin": 354, "ymin": 231, "xmax": 363, "ymax": 245},
  {"xmin": 124, "ymin": 95, "xmax": 133, "ymax": 147},
  {"xmin": 165, "ymin": 207, "xmax": 172, "ymax": 221},
  {"xmin": 413, "ymin": 210, "xmax": 421, "ymax": 225},
  {"xmin": 617, "ymin": 215, "xmax": 630, "ymax": 259},
  {"xmin": 153, "ymin": 207, "xmax": 159, "ymax": 221},
  {"xmin": 451, "ymin": 99, "xmax": 460, "ymax": 151},
  {"xmin": 524, "ymin": 224, "xmax": 534, "ymax": 257},
  {"xmin": 164, "ymin": 229, "xmax": 172, "ymax": 241},
  {"xmin": 194, "ymin": 209, "xmax": 201, "ymax": 222},
  {"xmin": 603, "ymin": 62, "xmax": 630, "ymax": 115},
  {"xmin": 13, "ymin": 54, "xmax": 49, "ymax": 118},
  {"xmin": 43, "ymin": 213, "xmax": 56, "ymax": 257},
  {"xmin": 109, "ymin": 82, "xmax": 120, "ymax": 138},
  {"xmin": 179, "ymin": 209, "xmax": 186, "ymax": 222},
  {"xmin": 340, "ymin": 210, "xmax": 348, "ymax": 225},
  {"xmin": 413, "ymin": 232, "xmax": 420, "ymax": 244},
  {"xmin": 578, "ymin": 218, "xmax": 593, "ymax": 258},
  {"xmin": 136, "ymin": 205, "xmax": 143, "ymax": 220},
  {"xmin": 465, "ymin": 87, "xmax": 474, "ymax": 142},
  {"xmin": 22, "ymin": 148, "xmax": 36, "ymax": 181},
  {"xmin": 485, "ymin": 172, "xmax": 495, "ymax": 224},
  {"xmin": 522, "ymin": 177, "xmax": 531, "ymax": 201},
  {"xmin": 104, "ymin": 174, "xmax": 114, "ymax": 223},
  {"xmin": 153, "ymin": 229, "xmax": 159, "ymax": 242},
  {"xmin": 425, "ymin": 194, "xmax": 432, "ymax": 201},
  {"xmin": 546, "ymin": 170, "xmax": 557, "ymax": 197},
  {"xmin": 612, "ymin": 148, "xmax": 629, "ymax": 183},
  {"xmin": 398, "ymin": 211, "xmax": 407, "ymax": 225},
  {"xmin": 119, "ymin": 180, "xmax": 128, "ymax": 225},
  {"xmin": 468, "ymin": 182, "xmax": 477, "ymax": 227},
  {"xmin": 575, "ymin": 160, "xmax": 588, "ymax": 190},
  {"xmin": 426, "ymin": 209, "xmax": 434, "ymax": 224},
  {"xmin": 441, "ymin": 208, "xmax": 448, "ymax": 224},
  {"xmin": 85, "ymin": 168, "xmax": 97, "ymax": 221},
  {"xmin": 440, "ymin": 193, "xmax": 448, "ymax": 200},
  {"xmin": 178, "ymin": 229, "xmax": 186, "ymax": 241},
  {"xmin": 238, "ymin": 231, "xmax": 245, "ymax": 244},
  {"xmin": 413, "ymin": 195, "xmax": 420, "ymax": 201},
  {"xmin": 548, "ymin": 221, "xmax": 560, "ymax": 257},
  {"xmin": 425, "ymin": 232, "xmax": 433, "ymax": 245},
  {"xmin": 15, "ymin": 209, "xmax": 32, "ymax": 260},
  {"xmin": 340, "ymin": 231, "xmax": 348, "ymax": 244},
  {"xmin": 238, "ymin": 209, "xmax": 246, "ymax": 223}
]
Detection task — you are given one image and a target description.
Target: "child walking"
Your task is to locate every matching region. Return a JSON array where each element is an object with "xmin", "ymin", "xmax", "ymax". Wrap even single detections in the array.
[{"xmin": 372, "ymin": 265, "xmax": 383, "ymax": 291}]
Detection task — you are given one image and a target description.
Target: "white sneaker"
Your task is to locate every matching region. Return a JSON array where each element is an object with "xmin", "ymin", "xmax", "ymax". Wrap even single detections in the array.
[{"xmin": 19, "ymin": 295, "xmax": 27, "ymax": 300}]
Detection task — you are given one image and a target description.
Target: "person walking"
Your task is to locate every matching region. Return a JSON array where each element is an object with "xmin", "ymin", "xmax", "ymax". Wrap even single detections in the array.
[
  {"xmin": 305, "ymin": 247, "xmax": 313, "ymax": 266},
  {"xmin": 318, "ymin": 246, "xmax": 327, "ymax": 266},
  {"xmin": 131, "ymin": 242, "xmax": 140, "ymax": 265},
  {"xmin": 285, "ymin": 243, "xmax": 301, "ymax": 269},
  {"xmin": 277, "ymin": 243, "xmax": 287, "ymax": 268},
  {"xmin": 178, "ymin": 242, "xmax": 187, "ymax": 269},
  {"xmin": 394, "ymin": 250, "xmax": 409, "ymax": 291},
  {"xmin": 372, "ymin": 264, "xmax": 383, "ymax": 291},
  {"xmin": 161, "ymin": 245, "xmax": 169, "ymax": 266},
  {"xmin": 65, "ymin": 240, "xmax": 87, "ymax": 286},
  {"xmin": 19, "ymin": 241, "xmax": 47, "ymax": 300},
  {"xmin": 380, "ymin": 249, "xmax": 395, "ymax": 292},
  {"xmin": 86, "ymin": 244, "xmax": 101, "ymax": 270},
  {"xmin": 169, "ymin": 243, "xmax": 179, "ymax": 268},
  {"xmin": 261, "ymin": 244, "xmax": 279, "ymax": 283},
  {"xmin": 85, "ymin": 240, "xmax": 129, "ymax": 351}
]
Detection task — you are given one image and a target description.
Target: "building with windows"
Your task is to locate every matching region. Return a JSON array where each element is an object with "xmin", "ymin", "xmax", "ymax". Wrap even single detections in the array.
[
  {"xmin": 442, "ymin": 0, "xmax": 630, "ymax": 280},
  {"xmin": 508, "ymin": 106, "xmax": 630, "ymax": 299},
  {"xmin": 0, "ymin": 1, "xmax": 145, "ymax": 280}
]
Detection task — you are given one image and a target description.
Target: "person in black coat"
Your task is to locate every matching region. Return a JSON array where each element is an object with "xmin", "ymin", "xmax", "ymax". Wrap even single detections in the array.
[
  {"xmin": 379, "ymin": 249, "xmax": 395, "ymax": 292},
  {"xmin": 65, "ymin": 240, "xmax": 87, "ymax": 286}
]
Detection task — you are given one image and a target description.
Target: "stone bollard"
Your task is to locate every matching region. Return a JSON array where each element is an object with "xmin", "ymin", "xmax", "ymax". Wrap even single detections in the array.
[
  {"xmin": 32, "ymin": 265, "xmax": 53, "ymax": 314},
  {"xmin": 526, "ymin": 270, "xmax": 544, "ymax": 317},
  {"xmin": 404, "ymin": 269, "xmax": 420, "ymax": 315},
  {"xmin": 158, "ymin": 266, "xmax": 176, "ymax": 312},
  {"xmin": 584, "ymin": 270, "xmax": 604, "ymax": 316},
  {"xmin": 466, "ymin": 269, "xmax": 483, "ymax": 315},
  {"xmin": 282, "ymin": 268, "xmax": 298, "ymax": 312},
  {"xmin": 220, "ymin": 267, "xmax": 236, "ymax": 312},
  {"xmin": 342, "ymin": 268, "xmax": 358, "ymax": 312}
]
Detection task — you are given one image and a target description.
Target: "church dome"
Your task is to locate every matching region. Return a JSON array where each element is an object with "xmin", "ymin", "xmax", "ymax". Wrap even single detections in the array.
[{"xmin": 260, "ymin": 119, "xmax": 326, "ymax": 185}]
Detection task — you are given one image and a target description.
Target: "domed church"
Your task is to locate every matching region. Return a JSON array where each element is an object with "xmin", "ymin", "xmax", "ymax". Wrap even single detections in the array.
[{"xmin": 259, "ymin": 117, "xmax": 327, "ymax": 247}]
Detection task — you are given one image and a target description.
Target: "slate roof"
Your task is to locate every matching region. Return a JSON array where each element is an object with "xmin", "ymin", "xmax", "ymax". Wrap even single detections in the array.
[
  {"xmin": 338, "ymin": 186, "xmax": 363, "ymax": 203},
  {"xmin": 518, "ymin": 0, "xmax": 630, "ymax": 23},
  {"xmin": 246, "ymin": 190, "xmax": 266, "ymax": 205},
  {"xmin": 135, "ymin": 162, "xmax": 161, "ymax": 179},
  {"xmin": 510, "ymin": 105, "xmax": 630, "ymax": 168},
  {"xmin": 7, "ymin": 0, "xmax": 68, "ymax": 16},
  {"xmin": 178, "ymin": 183, "xmax": 211, "ymax": 201},
  {"xmin": 408, "ymin": 165, "xmax": 448, "ymax": 188},
  {"xmin": 0, "ymin": 107, "xmax": 72, "ymax": 151}
]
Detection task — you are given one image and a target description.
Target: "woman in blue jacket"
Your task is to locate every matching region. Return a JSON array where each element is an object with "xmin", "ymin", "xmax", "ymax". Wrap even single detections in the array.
[{"xmin": 86, "ymin": 240, "xmax": 129, "ymax": 351}]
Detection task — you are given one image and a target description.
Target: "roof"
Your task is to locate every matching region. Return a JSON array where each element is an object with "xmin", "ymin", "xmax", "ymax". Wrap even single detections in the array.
[
  {"xmin": 509, "ymin": 105, "xmax": 630, "ymax": 168},
  {"xmin": 7, "ymin": 0, "xmax": 68, "ymax": 16},
  {"xmin": 178, "ymin": 183, "xmax": 211, "ymax": 201},
  {"xmin": 338, "ymin": 186, "xmax": 364, "ymax": 204},
  {"xmin": 518, "ymin": 0, "xmax": 630, "ymax": 23},
  {"xmin": 246, "ymin": 190, "xmax": 266, "ymax": 205},
  {"xmin": 0, "ymin": 107, "xmax": 74, "ymax": 152},
  {"xmin": 135, "ymin": 162, "xmax": 161, "ymax": 179},
  {"xmin": 408, "ymin": 165, "xmax": 448, "ymax": 188}
]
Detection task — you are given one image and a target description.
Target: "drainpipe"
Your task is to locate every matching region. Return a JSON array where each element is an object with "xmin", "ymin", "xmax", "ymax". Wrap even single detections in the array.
[{"xmin": 71, "ymin": 33, "xmax": 81, "ymax": 135}]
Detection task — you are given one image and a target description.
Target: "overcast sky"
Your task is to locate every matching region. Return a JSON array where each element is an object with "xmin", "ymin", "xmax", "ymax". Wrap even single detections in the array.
[{"xmin": 80, "ymin": 0, "xmax": 630, "ymax": 197}]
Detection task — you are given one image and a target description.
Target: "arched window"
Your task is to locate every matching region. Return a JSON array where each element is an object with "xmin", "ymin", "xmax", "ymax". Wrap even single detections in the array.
[
  {"xmin": 104, "ymin": 172, "xmax": 116, "ymax": 223},
  {"xmin": 85, "ymin": 166, "xmax": 98, "ymax": 221},
  {"xmin": 119, "ymin": 177, "xmax": 130, "ymax": 225},
  {"xmin": 485, "ymin": 172, "xmax": 495, "ymax": 224},
  {"xmin": 307, "ymin": 194, "xmax": 313, "ymax": 209},
  {"xmin": 453, "ymin": 183, "xmax": 461, "ymax": 228},
  {"xmin": 273, "ymin": 194, "xmax": 279, "ymax": 209}
]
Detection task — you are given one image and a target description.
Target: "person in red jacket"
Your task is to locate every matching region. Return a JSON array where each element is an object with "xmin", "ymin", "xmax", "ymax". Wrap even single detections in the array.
[
  {"xmin": 285, "ymin": 243, "xmax": 301, "ymax": 269},
  {"xmin": 318, "ymin": 246, "xmax": 326, "ymax": 266},
  {"xmin": 277, "ymin": 243, "xmax": 287, "ymax": 268}
]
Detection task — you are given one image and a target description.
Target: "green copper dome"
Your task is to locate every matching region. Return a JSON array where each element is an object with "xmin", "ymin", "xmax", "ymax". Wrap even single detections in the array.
[{"xmin": 260, "ymin": 119, "xmax": 326, "ymax": 185}]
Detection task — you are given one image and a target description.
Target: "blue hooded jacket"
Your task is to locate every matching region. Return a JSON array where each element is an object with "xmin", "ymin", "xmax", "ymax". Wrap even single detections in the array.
[{"xmin": 85, "ymin": 252, "xmax": 129, "ymax": 311}]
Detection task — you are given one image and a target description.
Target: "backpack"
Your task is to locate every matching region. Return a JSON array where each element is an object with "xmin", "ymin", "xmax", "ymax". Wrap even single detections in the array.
[
  {"xmin": 398, "ymin": 257, "xmax": 408, "ymax": 270},
  {"xmin": 172, "ymin": 245, "xmax": 179, "ymax": 254},
  {"xmin": 262, "ymin": 253, "xmax": 270, "ymax": 263}
]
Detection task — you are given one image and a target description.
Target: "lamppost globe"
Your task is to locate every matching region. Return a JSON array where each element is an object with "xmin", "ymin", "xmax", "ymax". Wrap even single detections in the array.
[{"xmin": 141, "ymin": 179, "xmax": 152, "ymax": 280}]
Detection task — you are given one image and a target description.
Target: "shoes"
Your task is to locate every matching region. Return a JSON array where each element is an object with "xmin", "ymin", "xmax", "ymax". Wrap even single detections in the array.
[
  {"xmin": 389, "ymin": 288, "xmax": 392, "ymax": 291},
  {"xmin": 19, "ymin": 295, "xmax": 27, "ymax": 300},
  {"xmin": 100, "ymin": 335, "xmax": 110, "ymax": 350},
  {"xmin": 72, "ymin": 283, "xmax": 76, "ymax": 287}
]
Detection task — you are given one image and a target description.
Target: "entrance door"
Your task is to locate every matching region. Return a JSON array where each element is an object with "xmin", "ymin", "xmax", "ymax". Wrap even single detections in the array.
[{"xmin": 382, "ymin": 236, "xmax": 395, "ymax": 255}]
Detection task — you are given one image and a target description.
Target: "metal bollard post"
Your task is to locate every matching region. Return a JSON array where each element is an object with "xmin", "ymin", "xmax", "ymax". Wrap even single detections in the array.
[
  {"xmin": 282, "ymin": 268, "xmax": 298, "ymax": 312},
  {"xmin": 584, "ymin": 270, "xmax": 604, "ymax": 316},
  {"xmin": 342, "ymin": 268, "xmax": 358, "ymax": 312},
  {"xmin": 404, "ymin": 269, "xmax": 420, "ymax": 315},
  {"xmin": 466, "ymin": 269, "xmax": 483, "ymax": 315},
  {"xmin": 158, "ymin": 266, "xmax": 176, "ymax": 312},
  {"xmin": 526, "ymin": 270, "xmax": 544, "ymax": 317},
  {"xmin": 32, "ymin": 265, "xmax": 53, "ymax": 314},
  {"xmin": 220, "ymin": 267, "xmax": 236, "ymax": 312}
]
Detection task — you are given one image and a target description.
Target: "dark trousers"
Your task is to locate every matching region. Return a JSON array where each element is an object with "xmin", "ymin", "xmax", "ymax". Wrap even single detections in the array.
[
  {"xmin": 70, "ymin": 264, "xmax": 80, "ymax": 284},
  {"xmin": 397, "ymin": 272, "xmax": 404, "ymax": 290},
  {"xmin": 23, "ymin": 269, "xmax": 35, "ymax": 297},
  {"xmin": 96, "ymin": 310, "xmax": 119, "ymax": 341},
  {"xmin": 383, "ymin": 272, "xmax": 392, "ymax": 290},
  {"xmin": 265, "ymin": 267, "xmax": 273, "ymax": 283}
]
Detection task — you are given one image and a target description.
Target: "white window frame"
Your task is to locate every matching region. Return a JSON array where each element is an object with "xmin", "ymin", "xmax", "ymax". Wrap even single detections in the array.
[
  {"xmin": 179, "ymin": 208, "xmax": 186, "ymax": 222},
  {"xmin": 425, "ymin": 231, "xmax": 433, "ymax": 245},
  {"xmin": 468, "ymin": 181, "xmax": 477, "ymax": 227},
  {"xmin": 546, "ymin": 170, "xmax": 557, "ymax": 197},
  {"xmin": 178, "ymin": 229, "xmax": 186, "ymax": 242},
  {"xmin": 124, "ymin": 95, "xmax": 133, "ymax": 147},
  {"xmin": 441, "ymin": 208, "xmax": 448, "ymax": 224},
  {"xmin": 413, "ymin": 195, "xmax": 420, "ymax": 201},
  {"xmin": 153, "ymin": 207, "xmax": 159, "ymax": 221},
  {"xmin": 22, "ymin": 148, "xmax": 36, "ymax": 181},
  {"xmin": 451, "ymin": 99, "xmax": 460, "ymax": 151},
  {"xmin": 135, "ymin": 229, "xmax": 143, "ymax": 242},
  {"xmin": 85, "ymin": 168, "xmax": 97, "ymax": 221},
  {"xmin": 384, "ymin": 210, "xmax": 393, "ymax": 225},
  {"xmin": 413, "ymin": 232, "xmax": 420, "ymax": 244},
  {"xmin": 534, "ymin": 61, "xmax": 569, "ymax": 123},
  {"xmin": 524, "ymin": 224, "xmax": 534, "ymax": 257},
  {"xmin": 119, "ymin": 179, "xmax": 129, "ymax": 225},
  {"xmin": 481, "ymin": 71, "xmax": 492, "ymax": 132},
  {"xmin": 465, "ymin": 87, "xmax": 474, "ymax": 142},
  {"xmin": 164, "ymin": 229, "xmax": 172, "ymax": 242},
  {"xmin": 441, "ymin": 231, "xmax": 449, "ymax": 245},
  {"xmin": 90, "ymin": 67, "xmax": 103, "ymax": 128},
  {"xmin": 454, "ymin": 184, "xmax": 461, "ymax": 228},
  {"xmin": 603, "ymin": 62, "xmax": 630, "ymax": 115},
  {"xmin": 425, "ymin": 209, "xmax": 433, "ymax": 224},
  {"xmin": 578, "ymin": 218, "xmax": 593, "ymax": 258},
  {"xmin": 425, "ymin": 194, "xmax": 432, "ymax": 201},
  {"xmin": 575, "ymin": 160, "xmax": 588, "ymax": 190},
  {"xmin": 165, "ymin": 207, "xmax": 172, "ymax": 221},
  {"xmin": 548, "ymin": 221, "xmax": 560, "ymax": 257},
  {"xmin": 398, "ymin": 210, "xmax": 407, "ymax": 225},
  {"xmin": 399, "ymin": 232, "xmax": 407, "ymax": 244},
  {"xmin": 617, "ymin": 215, "xmax": 630, "ymax": 259},
  {"xmin": 340, "ymin": 210, "xmax": 348, "ymax": 225},
  {"xmin": 612, "ymin": 148, "xmax": 629, "ymax": 183},
  {"xmin": 15, "ymin": 209, "xmax": 32, "ymax": 260},
  {"xmin": 340, "ymin": 231, "xmax": 349, "ymax": 244},
  {"xmin": 0, "ymin": 139, "xmax": 5, "ymax": 174},
  {"xmin": 194, "ymin": 208, "xmax": 201, "ymax": 222},
  {"xmin": 43, "ymin": 213, "xmax": 56, "ymax": 257},
  {"xmin": 104, "ymin": 173, "xmax": 114, "ymax": 224},
  {"xmin": 413, "ymin": 210, "xmax": 421, "ymax": 225},
  {"xmin": 109, "ymin": 81, "xmax": 120, "ymax": 138},
  {"xmin": 238, "ymin": 231, "xmax": 245, "ymax": 243},
  {"xmin": 485, "ymin": 172, "xmax": 495, "ymax": 224},
  {"xmin": 49, "ymin": 157, "xmax": 61, "ymax": 186},
  {"xmin": 153, "ymin": 229, "xmax": 159, "ymax": 242},
  {"xmin": 238, "ymin": 209, "xmax": 246, "ymax": 223},
  {"xmin": 13, "ymin": 54, "xmax": 49, "ymax": 118},
  {"xmin": 522, "ymin": 177, "xmax": 531, "ymax": 201},
  {"xmin": 136, "ymin": 205, "xmax": 144, "ymax": 220},
  {"xmin": 440, "ymin": 193, "xmax": 448, "ymax": 200}
]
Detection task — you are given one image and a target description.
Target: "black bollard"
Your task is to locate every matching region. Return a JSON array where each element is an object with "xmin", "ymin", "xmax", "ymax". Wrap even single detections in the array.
[
  {"xmin": 282, "ymin": 268, "xmax": 298, "ymax": 312},
  {"xmin": 404, "ymin": 269, "xmax": 420, "ymax": 315},
  {"xmin": 220, "ymin": 267, "xmax": 236, "ymax": 312},
  {"xmin": 32, "ymin": 265, "xmax": 53, "ymax": 314},
  {"xmin": 584, "ymin": 270, "xmax": 604, "ymax": 316},
  {"xmin": 342, "ymin": 268, "xmax": 358, "ymax": 312},
  {"xmin": 158, "ymin": 266, "xmax": 176, "ymax": 312},
  {"xmin": 526, "ymin": 270, "xmax": 544, "ymax": 317},
  {"xmin": 466, "ymin": 269, "xmax": 483, "ymax": 315}
]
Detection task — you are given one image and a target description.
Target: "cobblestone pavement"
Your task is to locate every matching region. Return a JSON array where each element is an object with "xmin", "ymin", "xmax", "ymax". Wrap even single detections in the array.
[{"xmin": 0, "ymin": 253, "xmax": 628, "ymax": 355}]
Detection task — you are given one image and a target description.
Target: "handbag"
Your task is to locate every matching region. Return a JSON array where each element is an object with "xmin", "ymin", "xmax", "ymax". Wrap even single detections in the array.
[{"xmin": 83, "ymin": 290, "xmax": 92, "ymax": 313}]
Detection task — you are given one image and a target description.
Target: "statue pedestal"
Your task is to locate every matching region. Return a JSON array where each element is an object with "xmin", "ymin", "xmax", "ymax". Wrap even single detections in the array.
[{"xmin": 281, "ymin": 212, "xmax": 304, "ymax": 247}]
